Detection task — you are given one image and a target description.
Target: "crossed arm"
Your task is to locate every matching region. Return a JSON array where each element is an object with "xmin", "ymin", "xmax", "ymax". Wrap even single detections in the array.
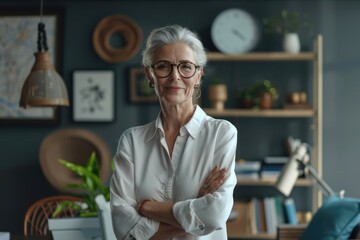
[{"xmin": 137, "ymin": 166, "xmax": 227, "ymax": 239}]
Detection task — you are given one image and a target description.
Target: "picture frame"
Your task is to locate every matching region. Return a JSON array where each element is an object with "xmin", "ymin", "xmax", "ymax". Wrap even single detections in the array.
[
  {"xmin": 0, "ymin": 8, "xmax": 63, "ymax": 124},
  {"xmin": 73, "ymin": 70, "xmax": 115, "ymax": 122},
  {"xmin": 130, "ymin": 67, "xmax": 157, "ymax": 103}
]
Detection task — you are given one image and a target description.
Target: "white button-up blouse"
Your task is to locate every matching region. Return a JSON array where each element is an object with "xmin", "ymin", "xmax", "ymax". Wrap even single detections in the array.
[{"xmin": 110, "ymin": 106, "xmax": 237, "ymax": 240}]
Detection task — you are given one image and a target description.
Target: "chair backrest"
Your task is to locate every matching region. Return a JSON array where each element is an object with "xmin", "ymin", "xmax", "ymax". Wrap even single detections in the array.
[{"xmin": 24, "ymin": 195, "xmax": 82, "ymax": 236}]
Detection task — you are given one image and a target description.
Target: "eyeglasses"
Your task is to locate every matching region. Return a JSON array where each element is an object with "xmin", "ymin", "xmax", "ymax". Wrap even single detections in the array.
[{"xmin": 151, "ymin": 61, "xmax": 200, "ymax": 78}]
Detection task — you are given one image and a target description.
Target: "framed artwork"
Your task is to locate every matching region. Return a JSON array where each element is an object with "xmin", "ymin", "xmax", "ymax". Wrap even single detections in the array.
[
  {"xmin": 73, "ymin": 70, "xmax": 115, "ymax": 122},
  {"xmin": 0, "ymin": 9, "xmax": 63, "ymax": 124},
  {"xmin": 130, "ymin": 67, "xmax": 157, "ymax": 103}
]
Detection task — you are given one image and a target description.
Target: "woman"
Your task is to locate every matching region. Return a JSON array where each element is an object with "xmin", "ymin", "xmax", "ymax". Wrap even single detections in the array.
[{"xmin": 110, "ymin": 25, "xmax": 237, "ymax": 240}]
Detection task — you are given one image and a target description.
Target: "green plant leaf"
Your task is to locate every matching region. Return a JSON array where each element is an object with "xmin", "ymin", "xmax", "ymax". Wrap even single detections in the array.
[
  {"xmin": 52, "ymin": 201, "xmax": 82, "ymax": 218},
  {"xmin": 263, "ymin": 9, "xmax": 313, "ymax": 35},
  {"xmin": 55, "ymin": 151, "xmax": 111, "ymax": 218}
]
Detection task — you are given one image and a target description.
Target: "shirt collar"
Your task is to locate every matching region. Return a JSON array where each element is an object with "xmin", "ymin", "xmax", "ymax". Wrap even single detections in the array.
[
  {"xmin": 183, "ymin": 105, "xmax": 206, "ymax": 138},
  {"xmin": 146, "ymin": 105, "xmax": 207, "ymax": 142}
]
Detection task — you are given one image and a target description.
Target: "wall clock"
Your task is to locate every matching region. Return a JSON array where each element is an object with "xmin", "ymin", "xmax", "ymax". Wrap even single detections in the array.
[
  {"xmin": 211, "ymin": 8, "xmax": 260, "ymax": 54},
  {"xmin": 93, "ymin": 15, "xmax": 142, "ymax": 63}
]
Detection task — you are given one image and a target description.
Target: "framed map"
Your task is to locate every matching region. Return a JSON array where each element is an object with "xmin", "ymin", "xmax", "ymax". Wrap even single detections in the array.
[{"xmin": 0, "ymin": 9, "xmax": 63, "ymax": 124}]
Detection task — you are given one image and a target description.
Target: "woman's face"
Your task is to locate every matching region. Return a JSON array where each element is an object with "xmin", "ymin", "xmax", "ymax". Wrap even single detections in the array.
[{"xmin": 146, "ymin": 43, "xmax": 203, "ymax": 106}]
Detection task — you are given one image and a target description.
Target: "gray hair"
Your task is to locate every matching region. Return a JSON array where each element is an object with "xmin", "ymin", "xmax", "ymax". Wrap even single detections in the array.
[{"xmin": 142, "ymin": 25, "xmax": 207, "ymax": 67}]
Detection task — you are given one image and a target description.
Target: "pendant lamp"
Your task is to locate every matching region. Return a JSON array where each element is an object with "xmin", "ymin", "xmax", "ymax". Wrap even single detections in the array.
[{"xmin": 19, "ymin": 0, "xmax": 69, "ymax": 108}]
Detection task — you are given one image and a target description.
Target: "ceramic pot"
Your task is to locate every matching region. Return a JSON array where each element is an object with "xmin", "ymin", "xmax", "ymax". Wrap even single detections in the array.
[
  {"xmin": 208, "ymin": 84, "xmax": 228, "ymax": 110},
  {"xmin": 283, "ymin": 33, "xmax": 300, "ymax": 53}
]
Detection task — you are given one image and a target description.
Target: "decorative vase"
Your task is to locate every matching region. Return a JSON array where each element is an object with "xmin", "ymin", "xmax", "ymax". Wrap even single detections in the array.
[
  {"xmin": 283, "ymin": 33, "xmax": 300, "ymax": 53},
  {"xmin": 208, "ymin": 84, "xmax": 228, "ymax": 110}
]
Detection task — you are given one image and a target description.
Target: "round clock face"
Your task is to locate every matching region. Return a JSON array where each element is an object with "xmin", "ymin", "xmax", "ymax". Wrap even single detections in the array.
[{"xmin": 211, "ymin": 8, "xmax": 260, "ymax": 54}]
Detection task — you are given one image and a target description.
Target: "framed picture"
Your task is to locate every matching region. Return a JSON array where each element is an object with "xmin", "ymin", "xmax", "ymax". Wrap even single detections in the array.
[
  {"xmin": 0, "ymin": 8, "xmax": 63, "ymax": 124},
  {"xmin": 130, "ymin": 67, "xmax": 157, "ymax": 103},
  {"xmin": 73, "ymin": 70, "xmax": 115, "ymax": 122}
]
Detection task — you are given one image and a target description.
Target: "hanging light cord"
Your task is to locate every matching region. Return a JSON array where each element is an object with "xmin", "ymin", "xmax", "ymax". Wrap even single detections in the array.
[{"xmin": 37, "ymin": 0, "xmax": 48, "ymax": 52}]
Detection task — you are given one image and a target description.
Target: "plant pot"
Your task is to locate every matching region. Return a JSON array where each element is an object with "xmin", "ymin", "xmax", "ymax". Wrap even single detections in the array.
[
  {"xmin": 48, "ymin": 217, "xmax": 102, "ymax": 240},
  {"xmin": 260, "ymin": 92, "xmax": 273, "ymax": 109},
  {"xmin": 208, "ymin": 84, "xmax": 228, "ymax": 110},
  {"xmin": 283, "ymin": 33, "xmax": 300, "ymax": 53},
  {"xmin": 242, "ymin": 98, "xmax": 253, "ymax": 109}
]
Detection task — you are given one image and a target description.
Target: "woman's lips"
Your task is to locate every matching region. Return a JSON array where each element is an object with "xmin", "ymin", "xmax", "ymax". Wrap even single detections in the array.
[{"xmin": 166, "ymin": 86, "xmax": 183, "ymax": 91}]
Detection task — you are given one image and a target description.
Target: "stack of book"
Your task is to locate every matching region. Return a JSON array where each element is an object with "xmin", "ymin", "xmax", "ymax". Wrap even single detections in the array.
[
  {"xmin": 227, "ymin": 197, "xmax": 298, "ymax": 235},
  {"xmin": 235, "ymin": 160, "xmax": 261, "ymax": 180},
  {"xmin": 259, "ymin": 156, "xmax": 289, "ymax": 180}
]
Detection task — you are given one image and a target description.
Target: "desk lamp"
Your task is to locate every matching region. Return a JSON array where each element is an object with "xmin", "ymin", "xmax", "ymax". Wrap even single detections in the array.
[{"xmin": 275, "ymin": 140, "xmax": 344, "ymax": 198}]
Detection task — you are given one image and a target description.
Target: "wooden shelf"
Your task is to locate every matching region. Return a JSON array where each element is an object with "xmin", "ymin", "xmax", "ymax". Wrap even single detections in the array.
[
  {"xmin": 203, "ymin": 108, "xmax": 315, "ymax": 118},
  {"xmin": 218, "ymin": 36, "xmax": 323, "ymax": 240},
  {"xmin": 237, "ymin": 178, "xmax": 310, "ymax": 187},
  {"xmin": 207, "ymin": 52, "xmax": 316, "ymax": 61}
]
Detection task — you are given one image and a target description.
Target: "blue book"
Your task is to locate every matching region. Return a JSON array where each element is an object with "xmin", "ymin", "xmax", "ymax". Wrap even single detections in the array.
[{"xmin": 283, "ymin": 198, "xmax": 298, "ymax": 224}]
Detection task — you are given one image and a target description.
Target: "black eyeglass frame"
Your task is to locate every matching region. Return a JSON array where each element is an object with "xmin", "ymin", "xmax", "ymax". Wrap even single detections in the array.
[{"xmin": 151, "ymin": 61, "xmax": 201, "ymax": 79}]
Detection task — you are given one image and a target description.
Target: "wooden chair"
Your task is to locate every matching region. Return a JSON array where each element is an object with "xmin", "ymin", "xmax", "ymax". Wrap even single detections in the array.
[{"xmin": 24, "ymin": 195, "xmax": 82, "ymax": 236}]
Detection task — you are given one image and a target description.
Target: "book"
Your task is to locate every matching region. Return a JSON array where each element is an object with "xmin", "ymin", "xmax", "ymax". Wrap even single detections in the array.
[
  {"xmin": 258, "ymin": 199, "xmax": 267, "ymax": 233},
  {"xmin": 260, "ymin": 163, "xmax": 284, "ymax": 180},
  {"xmin": 235, "ymin": 160, "xmax": 261, "ymax": 173},
  {"xmin": 264, "ymin": 197, "xmax": 277, "ymax": 234},
  {"xmin": 264, "ymin": 156, "xmax": 289, "ymax": 164},
  {"xmin": 236, "ymin": 172, "xmax": 259, "ymax": 180},
  {"xmin": 235, "ymin": 160, "xmax": 261, "ymax": 180},
  {"xmin": 283, "ymin": 198, "xmax": 298, "ymax": 224},
  {"xmin": 275, "ymin": 198, "xmax": 285, "ymax": 225}
]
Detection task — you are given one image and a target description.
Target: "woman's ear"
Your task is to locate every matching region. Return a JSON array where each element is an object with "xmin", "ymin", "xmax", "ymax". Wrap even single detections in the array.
[
  {"xmin": 197, "ymin": 67, "xmax": 204, "ymax": 84},
  {"xmin": 144, "ymin": 67, "xmax": 154, "ymax": 84}
]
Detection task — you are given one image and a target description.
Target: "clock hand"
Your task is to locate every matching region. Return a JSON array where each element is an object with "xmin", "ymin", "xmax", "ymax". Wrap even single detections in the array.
[{"xmin": 232, "ymin": 29, "xmax": 246, "ymax": 41}]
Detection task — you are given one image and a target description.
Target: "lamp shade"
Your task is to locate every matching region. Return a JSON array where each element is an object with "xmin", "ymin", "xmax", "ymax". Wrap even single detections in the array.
[
  {"xmin": 275, "ymin": 143, "xmax": 308, "ymax": 196},
  {"xmin": 19, "ymin": 52, "xmax": 69, "ymax": 108},
  {"xmin": 275, "ymin": 157, "xmax": 302, "ymax": 196}
]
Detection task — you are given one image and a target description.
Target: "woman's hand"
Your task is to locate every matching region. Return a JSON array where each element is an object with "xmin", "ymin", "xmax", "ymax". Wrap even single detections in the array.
[{"xmin": 197, "ymin": 166, "xmax": 227, "ymax": 197}]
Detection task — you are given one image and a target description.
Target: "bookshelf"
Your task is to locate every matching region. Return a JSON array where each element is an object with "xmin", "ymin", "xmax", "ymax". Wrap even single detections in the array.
[{"xmin": 205, "ymin": 35, "xmax": 323, "ymax": 239}]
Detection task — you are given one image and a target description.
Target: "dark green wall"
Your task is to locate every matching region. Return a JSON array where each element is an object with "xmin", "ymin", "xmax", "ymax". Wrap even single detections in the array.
[{"xmin": 1, "ymin": 0, "xmax": 360, "ymax": 234}]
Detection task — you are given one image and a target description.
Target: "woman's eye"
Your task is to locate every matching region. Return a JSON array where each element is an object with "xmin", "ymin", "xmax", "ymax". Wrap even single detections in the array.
[
  {"xmin": 180, "ymin": 64, "xmax": 193, "ymax": 71},
  {"xmin": 156, "ymin": 63, "xmax": 170, "ymax": 70}
]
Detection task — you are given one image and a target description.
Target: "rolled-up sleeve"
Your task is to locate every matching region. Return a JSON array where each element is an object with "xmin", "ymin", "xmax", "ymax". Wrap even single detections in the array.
[
  {"xmin": 110, "ymin": 132, "xmax": 159, "ymax": 240},
  {"xmin": 172, "ymin": 122, "xmax": 237, "ymax": 235}
]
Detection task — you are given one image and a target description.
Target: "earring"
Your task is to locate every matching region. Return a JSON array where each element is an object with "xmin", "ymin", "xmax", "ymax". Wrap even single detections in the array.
[
  {"xmin": 149, "ymin": 82, "xmax": 154, "ymax": 88},
  {"xmin": 193, "ymin": 84, "xmax": 201, "ymax": 99}
]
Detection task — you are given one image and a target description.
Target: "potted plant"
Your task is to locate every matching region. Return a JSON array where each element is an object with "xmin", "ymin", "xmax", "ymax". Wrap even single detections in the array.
[
  {"xmin": 263, "ymin": 10, "xmax": 313, "ymax": 53},
  {"xmin": 48, "ymin": 151, "xmax": 113, "ymax": 240},
  {"xmin": 237, "ymin": 86, "xmax": 255, "ymax": 109},
  {"xmin": 207, "ymin": 78, "xmax": 228, "ymax": 110},
  {"xmin": 237, "ymin": 80, "xmax": 278, "ymax": 110},
  {"xmin": 254, "ymin": 79, "xmax": 279, "ymax": 109}
]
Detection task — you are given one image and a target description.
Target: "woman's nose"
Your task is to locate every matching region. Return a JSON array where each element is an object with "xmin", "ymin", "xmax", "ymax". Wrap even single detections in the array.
[{"xmin": 169, "ymin": 65, "xmax": 180, "ymax": 79}]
